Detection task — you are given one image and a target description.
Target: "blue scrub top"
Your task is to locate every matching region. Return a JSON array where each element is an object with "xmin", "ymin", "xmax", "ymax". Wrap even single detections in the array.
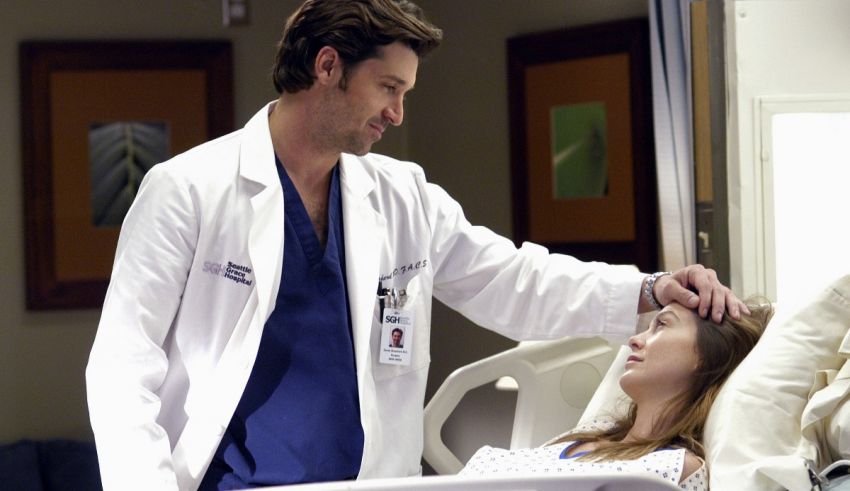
[{"xmin": 201, "ymin": 160, "xmax": 363, "ymax": 489}]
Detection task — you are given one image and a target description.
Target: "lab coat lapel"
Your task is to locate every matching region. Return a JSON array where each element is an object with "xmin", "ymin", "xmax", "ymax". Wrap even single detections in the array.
[
  {"xmin": 340, "ymin": 154, "xmax": 384, "ymax": 383},
  {"xmin": 240, "ymin": 103, "xmax": 284, "ymax": 324}
]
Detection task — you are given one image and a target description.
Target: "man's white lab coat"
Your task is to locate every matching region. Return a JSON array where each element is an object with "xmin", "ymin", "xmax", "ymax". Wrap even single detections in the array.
[{"xmin": 86, "ymin": 102, "xmax": 644, "ymax": 490}]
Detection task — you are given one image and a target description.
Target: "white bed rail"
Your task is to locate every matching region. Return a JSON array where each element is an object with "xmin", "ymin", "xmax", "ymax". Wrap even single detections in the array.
[
  {"xmin": 423, "ymin": 336, "xmax": 619, "ymax": 474},
  {"xmin": 269, "ymin": 473, "xmax": 680, "ymax": 490}
]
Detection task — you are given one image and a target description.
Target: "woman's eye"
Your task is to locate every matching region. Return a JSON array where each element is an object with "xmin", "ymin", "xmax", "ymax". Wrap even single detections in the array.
[{"xmin": 385, "ymin": 85, "xmax": 397, "ymax": 94}]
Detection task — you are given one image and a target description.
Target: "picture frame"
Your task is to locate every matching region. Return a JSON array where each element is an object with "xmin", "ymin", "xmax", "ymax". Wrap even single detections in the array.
[
  {"xmin": 20, "ymin": 40, "xmax": 234, "ymax": 310},
  {"xmin": 507, "ymin": 19, "xmax": 658, "ymax": 271}
]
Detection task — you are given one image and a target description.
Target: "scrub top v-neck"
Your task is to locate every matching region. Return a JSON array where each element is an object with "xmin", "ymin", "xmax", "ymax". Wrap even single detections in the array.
[{"xmin": 201, "ymin": 159, "xmax": 363, "ymax": 489}]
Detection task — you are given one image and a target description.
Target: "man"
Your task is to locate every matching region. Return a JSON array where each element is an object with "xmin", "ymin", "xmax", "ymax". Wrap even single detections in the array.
[
  {"xmin": 86, "ymin": 0, "xmax": 747, "ymax": 489},
  {"xmin": 391, "ymin": 328, "xmax": 404, "ymax": 348}
]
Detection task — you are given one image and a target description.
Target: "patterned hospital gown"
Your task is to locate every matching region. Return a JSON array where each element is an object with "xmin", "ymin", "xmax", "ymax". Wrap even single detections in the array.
[{"xmin": 459, "ymin": 421, "xmax": 707, "ymax": 490}]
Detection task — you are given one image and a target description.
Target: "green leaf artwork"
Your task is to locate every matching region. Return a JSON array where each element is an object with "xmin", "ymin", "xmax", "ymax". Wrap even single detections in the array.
[
  {"xmin": 550, "ymin": 102, "xmax": 608, "ymax": 199},
  {"xmin": 89, "ymin": 122, "xmax": 169, "ymax": 227}
]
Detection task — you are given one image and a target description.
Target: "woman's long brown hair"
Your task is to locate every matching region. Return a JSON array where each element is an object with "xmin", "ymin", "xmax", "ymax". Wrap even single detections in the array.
[{"xmin": 555, "ymin": 299, "xmax": 773, "ymax": 461}]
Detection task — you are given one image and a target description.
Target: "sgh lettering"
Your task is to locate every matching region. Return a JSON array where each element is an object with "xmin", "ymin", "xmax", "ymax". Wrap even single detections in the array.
[{"xmin": 384, "ymin": 315, "xmax": 411, "ymax": 325}]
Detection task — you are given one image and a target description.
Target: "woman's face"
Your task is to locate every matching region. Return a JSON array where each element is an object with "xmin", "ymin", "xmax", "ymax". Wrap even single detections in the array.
[{"xmin": 619, "ymin": 302, "xmax": 701, "ymax": 403}]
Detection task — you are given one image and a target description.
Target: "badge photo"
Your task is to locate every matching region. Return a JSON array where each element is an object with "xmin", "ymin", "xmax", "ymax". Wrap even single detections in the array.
[{"xmin": 379, "ymin": 307, "xmax": 413, "ymax": 366}]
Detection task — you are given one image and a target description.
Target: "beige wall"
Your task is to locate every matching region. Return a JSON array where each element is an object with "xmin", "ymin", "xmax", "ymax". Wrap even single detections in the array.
[{"xmin": 0, "ymin": 0, "xmax": 645, "ymax": 445}]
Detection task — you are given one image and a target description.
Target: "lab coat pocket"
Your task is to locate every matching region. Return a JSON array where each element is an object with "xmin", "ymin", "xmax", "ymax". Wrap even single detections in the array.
[{"xmin": 371, "ymin": 274, "xmax": 431, "ymax": 381}]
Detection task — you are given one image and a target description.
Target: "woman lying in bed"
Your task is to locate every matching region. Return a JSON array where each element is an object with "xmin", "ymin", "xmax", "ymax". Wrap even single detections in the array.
[{"xmin": 460, "ymin": 300, "xmax": 773, "ymax": 490}]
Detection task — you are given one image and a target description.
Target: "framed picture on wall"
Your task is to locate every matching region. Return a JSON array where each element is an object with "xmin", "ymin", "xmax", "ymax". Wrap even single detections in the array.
[
  {"xmin": 507, "ymin": 19, "xmax": 658, "ymax": 271},
  {"xmin": 20, "ymin": 40, "xmax": 233, "ymax": 310}
]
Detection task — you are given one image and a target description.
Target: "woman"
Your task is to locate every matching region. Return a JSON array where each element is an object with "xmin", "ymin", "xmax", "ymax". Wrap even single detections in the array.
[{"xmin": 460, "ymin": 300, "xmax": 772, "ymax": 490}]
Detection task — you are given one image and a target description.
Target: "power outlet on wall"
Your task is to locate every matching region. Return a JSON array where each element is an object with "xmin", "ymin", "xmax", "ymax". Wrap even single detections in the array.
[{"xmin": 223, "ymin": 0, "xmax": 250, "ymax": 27}]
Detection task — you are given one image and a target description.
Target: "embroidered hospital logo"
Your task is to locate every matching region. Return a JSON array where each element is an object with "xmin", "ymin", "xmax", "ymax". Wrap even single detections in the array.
[{"xmin": 202, "ymin": 260, "xmax": 254, "ymax": 287}]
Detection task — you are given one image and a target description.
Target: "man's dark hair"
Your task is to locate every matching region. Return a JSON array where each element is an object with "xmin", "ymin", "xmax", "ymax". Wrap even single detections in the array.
[
  {"xmin": 272, "ymin": 0, "xmax": 443, "ymax": 94},
  {"xmin": 391, "ymin": 328, "xmax": 403, "ymax": 336}
]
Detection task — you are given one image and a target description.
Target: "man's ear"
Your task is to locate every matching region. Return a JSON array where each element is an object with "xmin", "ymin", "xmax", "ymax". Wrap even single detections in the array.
[{"xmin": 314, "ymin": 46, "xmax": 342, "ymax": 86}]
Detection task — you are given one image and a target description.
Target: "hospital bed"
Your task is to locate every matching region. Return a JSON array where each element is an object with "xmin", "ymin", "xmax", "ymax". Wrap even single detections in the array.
[
  {"xmin": 418, "ymin": 284, "xmax": 850, "ymax": 491},
  {"xmin": 265, "ymin": 335, "xmax": 682, "ymax": 490},
  {"xmin": 266, "ymin": 336, "xmax": 679, "ymax": 491},
  {"xmin": 423, "ymin": 335, "xmax": 628, "ymax": 474},
  {"xmin": 266, "ymin": 472, "xmax": 679, "ymax": 490},
  {"xmin": 269, "ymin": 276, "xmax": 850, "ymax": 491}
]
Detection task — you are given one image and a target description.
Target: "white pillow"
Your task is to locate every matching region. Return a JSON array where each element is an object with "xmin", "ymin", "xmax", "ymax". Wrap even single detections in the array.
[
  {"xmin": 824, "ymin": 328, "xmax": 850, "ymax": 460},
  {"xmin": 705, "ymin": 275, "xmax": 850, "ymax": 491},
  {"xmin": 823, "ymin": 362, "xmax": 850, "ymax": 460},
  {"xmin": 801, "ymin": 355, "xmax": 850, "ymax": 463}
]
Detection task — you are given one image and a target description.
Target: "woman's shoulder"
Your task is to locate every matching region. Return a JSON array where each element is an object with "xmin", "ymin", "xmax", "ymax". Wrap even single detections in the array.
[
  {"xmin": 678, "ymin": 450, "xmax": 707, "ymax": 489},
  {"xmin": 645, "ymin": 447, "xmax": 706, "ymax": 489},
  {"xmin": 681, "ymin": 451, "xmax": 704, "ymax": 476}
]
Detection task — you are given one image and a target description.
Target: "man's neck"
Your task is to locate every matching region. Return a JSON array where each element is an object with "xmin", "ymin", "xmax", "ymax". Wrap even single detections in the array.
[
  {"xmin": 268, "ymin": 96, "xmax": 339, "ymax": 186},
  {"xmin": 268, "ymin": 96, "xmax": 337, "ymax": 247}
]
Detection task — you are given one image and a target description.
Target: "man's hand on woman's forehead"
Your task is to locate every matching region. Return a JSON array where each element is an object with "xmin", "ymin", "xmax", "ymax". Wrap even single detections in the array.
[{"xmin": 655, "ymin": 265, "xmax": 750, "ymax": 324}]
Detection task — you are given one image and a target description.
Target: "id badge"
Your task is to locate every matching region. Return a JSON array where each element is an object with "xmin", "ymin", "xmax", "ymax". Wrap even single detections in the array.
[{"xmin": 379, "ymin": 307, "xmax": 413, "ymax": 366}]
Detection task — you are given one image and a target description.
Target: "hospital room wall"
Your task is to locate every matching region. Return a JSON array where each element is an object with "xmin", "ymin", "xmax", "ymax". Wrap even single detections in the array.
[
  {"xmin": 724, "ymin": 0, "xmax": 850, "ymax": 301},
  {"xmin": 0, "ymin": 0, "xmax": 645, "ymax": 444}
]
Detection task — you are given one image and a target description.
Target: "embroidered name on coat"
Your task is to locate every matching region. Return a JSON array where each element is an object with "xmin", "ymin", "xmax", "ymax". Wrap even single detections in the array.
[{"xmin": 379, "ymin": 258, "xmax": 429, "ymax": 283}]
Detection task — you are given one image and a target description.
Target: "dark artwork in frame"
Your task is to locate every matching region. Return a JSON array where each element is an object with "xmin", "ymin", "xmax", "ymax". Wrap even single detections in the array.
[
  {"xmin": 507, "ymin": 19, "xmax": 658, "ymax": 272},
  {"xmin": 20, "ymin": 40, "xmax": 234, "ymax": 309}
]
